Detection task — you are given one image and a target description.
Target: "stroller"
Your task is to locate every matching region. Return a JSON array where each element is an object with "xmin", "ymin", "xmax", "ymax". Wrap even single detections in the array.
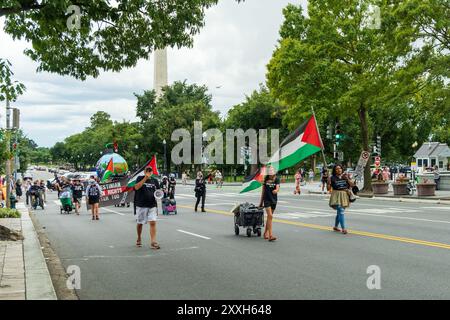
[
  {"xmin": 162, "ymin": 197, "xmax": 177, "ymax": 215},
  {"xmin": 161, "ymin": 177, "xmax": 177, "ymax": 215},
  {"xmin": 30, "ymin": 189, "xmax": 45, "ymax": 210},
  {"xmin": 59, "ymin": 187, "xmax": 74, "ymax": 214},
  {"xmin": 233, "ymin": 202, "xmax": 264, "ymax": 237}
]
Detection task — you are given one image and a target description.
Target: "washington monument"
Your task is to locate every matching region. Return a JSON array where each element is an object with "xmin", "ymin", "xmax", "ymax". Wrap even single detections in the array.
[{"xmin": 154, "ymin": 48, "xmax": 168, "ymax": 98}]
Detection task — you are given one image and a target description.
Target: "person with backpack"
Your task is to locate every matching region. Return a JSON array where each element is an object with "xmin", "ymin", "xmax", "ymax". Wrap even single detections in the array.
[
  {"xmin": 86, "ymin": 177, "xmax": 102, "ymax": 220},
  {"xmin": 71, "ymin": 178, "xmax": 84, "ymax": 215},
  {"xmin": 194, "ymin": 171, "xmax": 206, "ymax": 212}
]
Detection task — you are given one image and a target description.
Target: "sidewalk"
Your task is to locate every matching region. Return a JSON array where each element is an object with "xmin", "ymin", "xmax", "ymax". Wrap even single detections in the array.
[{"xmin": 0, "ymin": 202, "xmax": 57, "ymax": 300}]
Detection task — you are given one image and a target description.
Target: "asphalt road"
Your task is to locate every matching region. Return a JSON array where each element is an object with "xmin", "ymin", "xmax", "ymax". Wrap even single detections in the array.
[{"xmin": 28, "ymin": 170, "xmax": 450, "ymax": 299}]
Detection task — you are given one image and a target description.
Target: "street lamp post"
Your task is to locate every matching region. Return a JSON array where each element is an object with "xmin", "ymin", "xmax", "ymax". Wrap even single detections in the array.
[
  {"xmin": 163, "ymin": 139, "xmax": 167, "ymax": 175},
  {"xmin": 135, "ymin": 145, "xmax": 139, "ymax": 169}
]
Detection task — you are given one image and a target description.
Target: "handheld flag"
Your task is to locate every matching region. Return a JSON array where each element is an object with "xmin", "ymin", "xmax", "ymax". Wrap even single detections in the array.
[
  {"xmin": 240, "ymin": 166, "xmax": 267, "ymax": 194},
  {"xmin": 149, "ymin": 155, "xmax": 159, "ymax": 176},
  {"xmin": 101, "ymin": 158, "xmax": 114, "ymax": 183},
  {"xmin": 126, "ymin": 155, "xmax": 159, "ymax": 190},
  {"xmin": 239, "ymin": 115, "xmax": 323, "ymax": 193}
]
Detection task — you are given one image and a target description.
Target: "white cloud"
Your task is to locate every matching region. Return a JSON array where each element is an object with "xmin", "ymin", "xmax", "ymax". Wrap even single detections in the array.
[{"xmin": 0, "ymin": 0, "xmax": 306, "ymax": 147}]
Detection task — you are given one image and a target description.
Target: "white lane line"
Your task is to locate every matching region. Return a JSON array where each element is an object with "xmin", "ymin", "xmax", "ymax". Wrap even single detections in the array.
[
  {"xmin": 421, "ymin": 207, "xmax": 450, "ymax": 211},
  {"xmin": 177, "ymin": 229, "xmax": 211, "ymax": 240},
  {"xmin": 102, "ymin": 207, "xmax": 126, "ymax": 216}
]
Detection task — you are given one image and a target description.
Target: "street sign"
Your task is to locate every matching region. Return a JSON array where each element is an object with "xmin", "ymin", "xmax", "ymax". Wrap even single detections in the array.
[
  {"xmin": 338, "ymin": 152, "xmax": 344, "ymax": 162},
  {"xmin": 354, "ymin": 151, "xmax": 371, "ymax": 179}
]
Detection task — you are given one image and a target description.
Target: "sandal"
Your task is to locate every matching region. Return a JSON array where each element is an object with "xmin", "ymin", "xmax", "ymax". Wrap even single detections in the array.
[
  {"xmin": 151, "ymin": 242, "xmax": 161, "ymax": 250},
  {"xmin": 136, "ymin": 240, "xmax": 142, "ymax": 247},
  {"xmin": 268, "ymin": 236, "xmax": 277, "ymax": 242},
  {"xmin": 333, "ymin": 227, "xmax": 341, "ymax": 232},
  {"xmin": 342, "ymin": 229, "xmax": 348, "ymax": 235},
  {"xmin": 263, "ymin": 232, "xmax": 269, "ymax": 240}
]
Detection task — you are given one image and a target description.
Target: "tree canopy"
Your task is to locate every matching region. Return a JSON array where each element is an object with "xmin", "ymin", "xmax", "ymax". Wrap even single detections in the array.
[
  {"xmin": 1, "ymin": 0, "xmax": 242, "ymax": 80},
  {"xmin": 266, "ymin": 0, "xmax": 448, "ymax": 191}
]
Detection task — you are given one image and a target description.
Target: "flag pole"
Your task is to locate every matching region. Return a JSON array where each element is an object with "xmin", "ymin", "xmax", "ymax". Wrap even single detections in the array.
[{"xmin": 311, "ymin": 106, "xmax": 328, "ymax": 169}]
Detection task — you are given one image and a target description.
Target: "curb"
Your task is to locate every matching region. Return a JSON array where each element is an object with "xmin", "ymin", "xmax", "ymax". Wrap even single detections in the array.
[{"xmin": 18, "ymin": 203, "xmax": 57, "ymax": 300}]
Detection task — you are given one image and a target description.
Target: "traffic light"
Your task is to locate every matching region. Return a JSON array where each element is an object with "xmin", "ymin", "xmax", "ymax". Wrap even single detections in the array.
[
  {"xmin": 326, "ymin": 125, "xmax": 332, "ymax": 139},
  {"xmin": 335, "ymin": 123, "xmax": 342, "ymax": 145}
]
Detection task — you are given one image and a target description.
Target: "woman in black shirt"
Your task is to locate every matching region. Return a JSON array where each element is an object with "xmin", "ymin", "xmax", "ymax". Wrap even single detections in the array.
[
  {"xmin": 259, "ymin": 166, "xmax": 280, "ymax": 241},
  {"xmin": 194, "ymin": 171, "xmax": 206, "ymax": 212},
  {"xmin": 327, "ymin": 164, "xmax": 353, "ymax": 234}
]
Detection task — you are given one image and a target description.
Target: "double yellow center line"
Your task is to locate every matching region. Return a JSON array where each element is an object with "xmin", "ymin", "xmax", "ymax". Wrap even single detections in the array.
[{"xmin": 179, "ymin": 205, "xmax": 450, "ymax": 250}]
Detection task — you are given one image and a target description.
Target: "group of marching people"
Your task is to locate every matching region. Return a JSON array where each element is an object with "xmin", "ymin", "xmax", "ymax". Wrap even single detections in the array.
[{"xmin": 193, "ymin": 163, "xmax": 354, "ymax": 241}]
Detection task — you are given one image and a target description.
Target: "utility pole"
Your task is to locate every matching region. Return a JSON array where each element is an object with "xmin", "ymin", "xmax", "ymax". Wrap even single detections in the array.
[{"xmin": 5, "ymin": 97, "xmax": 11, "ymax": 208}]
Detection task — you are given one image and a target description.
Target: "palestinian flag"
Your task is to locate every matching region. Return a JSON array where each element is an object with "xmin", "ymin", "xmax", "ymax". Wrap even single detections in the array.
[
  {"xmin": 240, "ymin": 115, "xmax": 323, "ymax": 193},
  {"xmin": 126, "ymin": 155, "xmax": 159, "ymax": 190},
  {"xmin": 101, "ymin": 158, "xmax": 114, "ymax": 183},
  {"xmin": 240, "ymin": 166, "xmax": 267, "ymax": 194},
  {"xmin": 267, "ymin": 115, "xmax": 323, "ymax": 172}
]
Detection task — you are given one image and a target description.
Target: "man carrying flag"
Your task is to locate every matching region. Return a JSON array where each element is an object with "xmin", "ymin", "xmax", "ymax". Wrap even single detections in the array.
[
  {"xmin": 134, "ymin": 166, "xmax": 162, "ymax": 249},
  {"xmin": 126, "ymin": 155, "xmax": 159, "ymax": 191}
]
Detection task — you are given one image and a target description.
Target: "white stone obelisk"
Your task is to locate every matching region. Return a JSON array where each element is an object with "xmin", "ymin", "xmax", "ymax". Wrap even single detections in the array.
[{"xmin": 154, "ymin": 48, "xmax": 168, "ymax": 99}]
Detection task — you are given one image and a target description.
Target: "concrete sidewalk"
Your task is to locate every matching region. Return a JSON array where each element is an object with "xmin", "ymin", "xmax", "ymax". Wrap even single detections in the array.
[{"xmin": 0, "ymin": 202, "xmax": 56, "ymax": 300}]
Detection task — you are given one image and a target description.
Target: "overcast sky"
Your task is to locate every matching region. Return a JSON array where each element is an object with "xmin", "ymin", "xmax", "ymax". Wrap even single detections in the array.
[{"xmin": 0, "ymin": 0, "xmax": 306, "ymax": 147}]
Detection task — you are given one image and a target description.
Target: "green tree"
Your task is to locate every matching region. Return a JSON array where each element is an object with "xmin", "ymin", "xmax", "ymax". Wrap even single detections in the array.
[
  {"xmin": 267, "ymin": 1, "xmax": 428, "ymax": 192},
  {"xmin": 135, "ymin": 81, "xmax": 221, "ymax": 173},
  {"xmin": 224, "ymin": 85, "xmax": 287, "ymax": 174},
  {"xmin": 90, "ymin": 111, "xmax": 113, "ymax": 129},
  {"xmin": 0, "ymin": 58, "xmax": 26, "ymax": 102},
  {"xmin": 1, "ymin": 0, "xmax": 243, "ymax": 80}
]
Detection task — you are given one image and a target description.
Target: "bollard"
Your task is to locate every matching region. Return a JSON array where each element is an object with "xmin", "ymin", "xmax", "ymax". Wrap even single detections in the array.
[{"xmin": 10, "ymin": 194, "xmax": 17, "ymax": 209}]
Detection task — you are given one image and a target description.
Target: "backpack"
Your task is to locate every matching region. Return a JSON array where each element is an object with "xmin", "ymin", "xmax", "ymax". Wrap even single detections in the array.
[{"xmin": 88, "ymin": 185, "xmax": 99, "ymax": 197}]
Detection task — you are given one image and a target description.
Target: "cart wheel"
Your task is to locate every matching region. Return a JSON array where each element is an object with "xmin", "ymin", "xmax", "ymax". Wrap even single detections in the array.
[
  {"xmin": 60, "ymin": 208, "xmax": 63, "ymax": 214},
  {"xmin": 246, "ymin": 228, "xmax": 252, "ymax": 237},
  {"xmin": 175, "ymin": 210, "xmax": 177, "ymax": 215},
  {"xmin": 256, "ymin": 228, "xmax": 262, "ymax": 237},
  {"xmin": 234, "ymin": 224, "xmax": 239, "ymax": 236}
]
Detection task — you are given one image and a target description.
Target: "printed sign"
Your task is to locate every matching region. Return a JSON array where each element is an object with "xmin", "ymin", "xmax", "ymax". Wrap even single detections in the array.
[
  {"xmin": 354, "ymin": 151, "xmax": 371, "ymax": 179},
  {"xmin": 86, "ymin": 177, "xmax": 134, "ymax": 210}
]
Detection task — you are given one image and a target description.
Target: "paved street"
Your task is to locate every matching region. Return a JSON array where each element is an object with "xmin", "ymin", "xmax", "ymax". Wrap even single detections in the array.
[{"xmin": 28, "ymin": 171, "xmax": 450, "ymax": 300}]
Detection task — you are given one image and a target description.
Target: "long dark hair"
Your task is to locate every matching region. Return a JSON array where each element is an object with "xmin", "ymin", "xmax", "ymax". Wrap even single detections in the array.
[
  {"xmin": 264, "ymin": 166, "xmax": 277, "ymax": 182},
  {"xmin": 332, "ymin": 164, "xmax": 343, "ymax": 177}
]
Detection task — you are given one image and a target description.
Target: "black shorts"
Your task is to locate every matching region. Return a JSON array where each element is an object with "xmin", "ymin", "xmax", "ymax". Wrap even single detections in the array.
[
  {"xmin": 73, "ymin": 197, "xmax": 82, "ymax": 204},
  {"xmin": 263, "ymin": 202, "xmax": 277, "ymax": 211},
  {"xmin": 88, "ymin": 196, "xmax": 99, "ymax": 205}
]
